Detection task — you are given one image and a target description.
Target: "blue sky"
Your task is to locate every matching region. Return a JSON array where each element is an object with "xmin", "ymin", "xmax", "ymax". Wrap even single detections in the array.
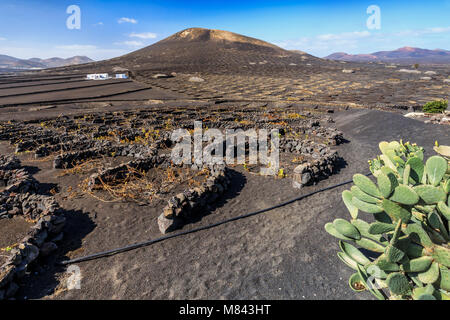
[{"xmin": 0, "ymin": 0, "xmax": 449, "ymax": 60}]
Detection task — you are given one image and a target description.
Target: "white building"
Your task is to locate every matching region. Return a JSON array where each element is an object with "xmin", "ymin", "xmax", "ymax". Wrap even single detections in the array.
[{"xmin": 86, "ymin": 73, "xmax": 110, "ymax": 80}]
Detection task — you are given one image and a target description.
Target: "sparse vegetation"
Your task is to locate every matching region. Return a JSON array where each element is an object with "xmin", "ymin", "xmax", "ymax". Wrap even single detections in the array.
[
  {"xmin": 325, "ymin": 140, "xmax": 450, "ymax": 300},
  {"xmin": 277, "ymin": 168, "xmax": 286, "ymax": 178},
  {"xmin": 422, "ymin": 100, "xmax": 448, "ymax": 113},
  {"xmin": 83, "ymin": 165, "xmax": 210, "ymax": 204}
]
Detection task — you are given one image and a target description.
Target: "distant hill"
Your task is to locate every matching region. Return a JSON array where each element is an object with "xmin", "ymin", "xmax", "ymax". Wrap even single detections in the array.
[
  {"xmin": 0, "ymin": 54, "xmax": 46, "ymax": 69},
  {"xmin": 324, "ymin": 47, "xmax": 450, "ymax": 64},
  {"xmin": 0, "ymin": 55, "xmax": 94, "ymax": 70}
]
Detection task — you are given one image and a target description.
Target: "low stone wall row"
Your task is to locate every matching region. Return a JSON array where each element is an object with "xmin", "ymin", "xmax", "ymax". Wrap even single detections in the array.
[
  {"xmin": 0, "ymin": 192, "xmax": 59, "ymax": 221},
  {"xmin": 0, "ymin": 214, "xmax": 65, "ymax": 300},
  {"xmin": 52, "ymin": 145, "xmax": 114, "ymax": 169},
  {"xmin": 0, "ymin": 157, "xmax": 64, "ymax": 300},
  {"xmin": 15, "ymin": 133, "xmax": 74, "ymax": 153},
  {"xmin": 280, "ymin": 138, "xmax": 333, "ymax": 156},
  {"xmin": 0, "ymin": 168, "xmax": 38, "ymax": 195},
  {"xmin": 0, "ymin": 155, "xmax": 36, "ymax": 193},
  {"xmin": 81, "ymin": 149, "xmax": 230, "ymax": 234},
  {"xmin": 158, "ymin": 164, "xmax": 230, "ymax": 234},
  {"xmin": 0, "ymin": 155, "xmax": 21, "ymax": 171},
  {"xmin": 291, "ymin": 151, "xmax": 340, "ymax": 188},
  {"xmin": 35, "ymin": 139, "xmax": 98, "ymax": 158},
  {"xmin": 0, "ymin": 125, "xmax": 49, "ymax": 145},
  {"xmin": 52, "ymin": 142, "xmax": 163, "ymax": 169}
]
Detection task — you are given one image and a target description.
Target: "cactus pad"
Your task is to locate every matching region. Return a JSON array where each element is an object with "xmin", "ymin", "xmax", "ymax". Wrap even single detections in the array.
[
  {"xmin": 333, "ymin": 219, "xmax": 361, "ymax": 240},
  {"xmin": 342, "ymin": 190, "xmax": 358, "ymax": 219},
  {"xmin": 377, "ymin": 172, "xmax": 394, "ymax": 198},
  {"xmin": 405, "ymin": 156, "xmax": 424, "ymax": 185},
  {"xmin": 339, "ymin": 241, "xmax": 371, "ymax": 265},
  {"xmin": 368, "ymin": 222, "xmax": 395, "ymax": 234},
  {"xmin": 389, "ymin": 185, "xmax": 419, "ymax": 205},
  {"xmin": 413, "ymin": 185, "xmax": 446, "ymax": 204},
  {"xmin": 351, "ymin": 186, "xmax": 380, "ymax": 204},
  {"xmin": 402, "ymin": 256, "xmax": 433, "ymax": 273},
  {"xmin": 382, "ymin": 199, "xmax": 411, "ymax": 221},
  {"xmin": 353, "ymin": 174, "xmax": 382, "ymax": 198},
  {"xmin": 386, "ymin": 272, "xmax": 412, "ymax": 296},
  {"xmin": 349, "ymin": 272, "xmax": 366, "ymax": 292},
  {"xmin": 325, "ymin": 140, "xmax": 450, "ymax": 300},
  {"xmin": 425, "ymin": 156, "xmax": 447, "ymax": 186},
  {"xmin": 418, "ymin": 261, "xmax": 440, "ymax": 284},
  {"xmin": 351, "ymin": 197, "xmax": 384, "ymax": 213}
]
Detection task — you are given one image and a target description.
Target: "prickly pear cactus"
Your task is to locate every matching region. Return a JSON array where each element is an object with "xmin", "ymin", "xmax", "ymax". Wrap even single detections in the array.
[{"xmin": 325, "ymin": 140, "xmax": 450, "ymax": 300}]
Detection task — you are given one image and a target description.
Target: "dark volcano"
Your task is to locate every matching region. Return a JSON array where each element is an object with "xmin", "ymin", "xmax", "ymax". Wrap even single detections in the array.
[{"xmin": 119, "ymin": 28, "xmax": 320, "ymax": 70}]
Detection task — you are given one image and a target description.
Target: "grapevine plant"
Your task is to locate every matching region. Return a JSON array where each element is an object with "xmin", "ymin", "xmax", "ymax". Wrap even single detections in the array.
[{"xmin": 325, "ymin": 140, "xmax": 450, "ymax": 300}]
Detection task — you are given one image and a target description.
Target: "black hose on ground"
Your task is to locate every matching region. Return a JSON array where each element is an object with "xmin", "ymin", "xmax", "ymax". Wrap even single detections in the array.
[{"xmin": 59, "ymin": 172, "xmax": 372, "ymax": 266}]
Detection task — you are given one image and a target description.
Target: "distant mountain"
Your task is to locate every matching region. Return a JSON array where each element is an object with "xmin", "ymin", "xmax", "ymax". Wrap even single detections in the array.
[
  {"xmin": 0, "ymin": 54, "xmax": 94, "ymax": 70},
  {"xmin": 29, "ymin": 56, "xmax": 94, "ymax": 68},
  {"xmin": 324, "ymin": 47, "xmax": 450, "ymax": 64},
  {"xmin": 0, "ymin": 54, "xmax": 46, "ymax": 69}
]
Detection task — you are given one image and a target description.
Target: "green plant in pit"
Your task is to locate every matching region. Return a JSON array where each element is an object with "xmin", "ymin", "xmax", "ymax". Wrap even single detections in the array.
[
  {"xmin": 325, "ymin": 140, "xmax": 450, "ymax": 300},
  {"xmin": 422, "ymin": 100, "xmax": 448, "ymax": 114}
]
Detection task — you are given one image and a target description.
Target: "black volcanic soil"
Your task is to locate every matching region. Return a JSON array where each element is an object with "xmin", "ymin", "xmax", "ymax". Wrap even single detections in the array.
[
  {"xmin": 0, "ymin": 217, "xmax": 33, "ymax": 266},
  {"xmin": 1, "ymin": 108, "xmax": 445, "ymax": 300}
]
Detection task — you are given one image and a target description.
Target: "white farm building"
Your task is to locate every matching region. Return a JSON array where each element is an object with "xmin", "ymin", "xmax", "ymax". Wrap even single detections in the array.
[
  {"xmin": 86, "ymin": 73, "xmax": 129, "ymax": 80},
  {"xmin": 115, "ymin": 73, "xmax": 128, "ymax": 79},
  {"xmin": 86, "ymin": 73, "xmax": 110, "ymax": 80}
]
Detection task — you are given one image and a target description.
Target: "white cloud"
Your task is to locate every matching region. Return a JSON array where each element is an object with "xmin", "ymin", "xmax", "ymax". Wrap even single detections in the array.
[
  {"xmin": 118, "ymin": 17, "xmax": 138, "ymax": 24},
  {"xmin": 0, "ymin": 44, "xmax": 127, "ymax": 61},
  {"xmin": 129, "ymin": 32, "xmax": 157, "ymax": 39},
  {"xmin": 394, "ymin": 27, "xmax": 450, "ymax": 37},
  {"xmin": 275, "ymin": 31, "xmax": 370, "ymax": 55},
  {"xmin": 316, "ymin": 31, "xmax": 371, "ymax": 41},
  {"xmin": 53, "ymin": 44, "xmax": 128, "ymax": 60},
  {"xmin": 276, "ymin": 26, "xmax": 450, "ymax": 57},
  {"xmin": 428, "ymin": 27, "xmax": 450, "ymax": 33},
  {"xmin": 55, "ymin": 44, "xmax": 98, "ymax": 51},
  {"xmin": 114, "ymin": 41, "xmax": 145, "ymax": 47},
  {"xmin": 94, "ymin": 22, "xmax": 104, "ymax": 26},
  {"xmin": 0, "ymin": 37, "xmax": 6, "ymax": 41}
]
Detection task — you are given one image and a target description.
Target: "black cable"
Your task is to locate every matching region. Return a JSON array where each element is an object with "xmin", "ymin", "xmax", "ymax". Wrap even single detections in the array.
[{"xmin": 60, "ymin": 172, "xmax": 372, "ymax": 265}]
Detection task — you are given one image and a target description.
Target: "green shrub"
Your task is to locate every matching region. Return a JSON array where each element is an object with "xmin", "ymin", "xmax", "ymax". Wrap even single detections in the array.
[
  {"xmin": 422, "ymin": 100, "xmax": 448, "ymax": 113},
  {"xmin": 325, "ymin": 140, "xmax": 450, "ymax": 300}
]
